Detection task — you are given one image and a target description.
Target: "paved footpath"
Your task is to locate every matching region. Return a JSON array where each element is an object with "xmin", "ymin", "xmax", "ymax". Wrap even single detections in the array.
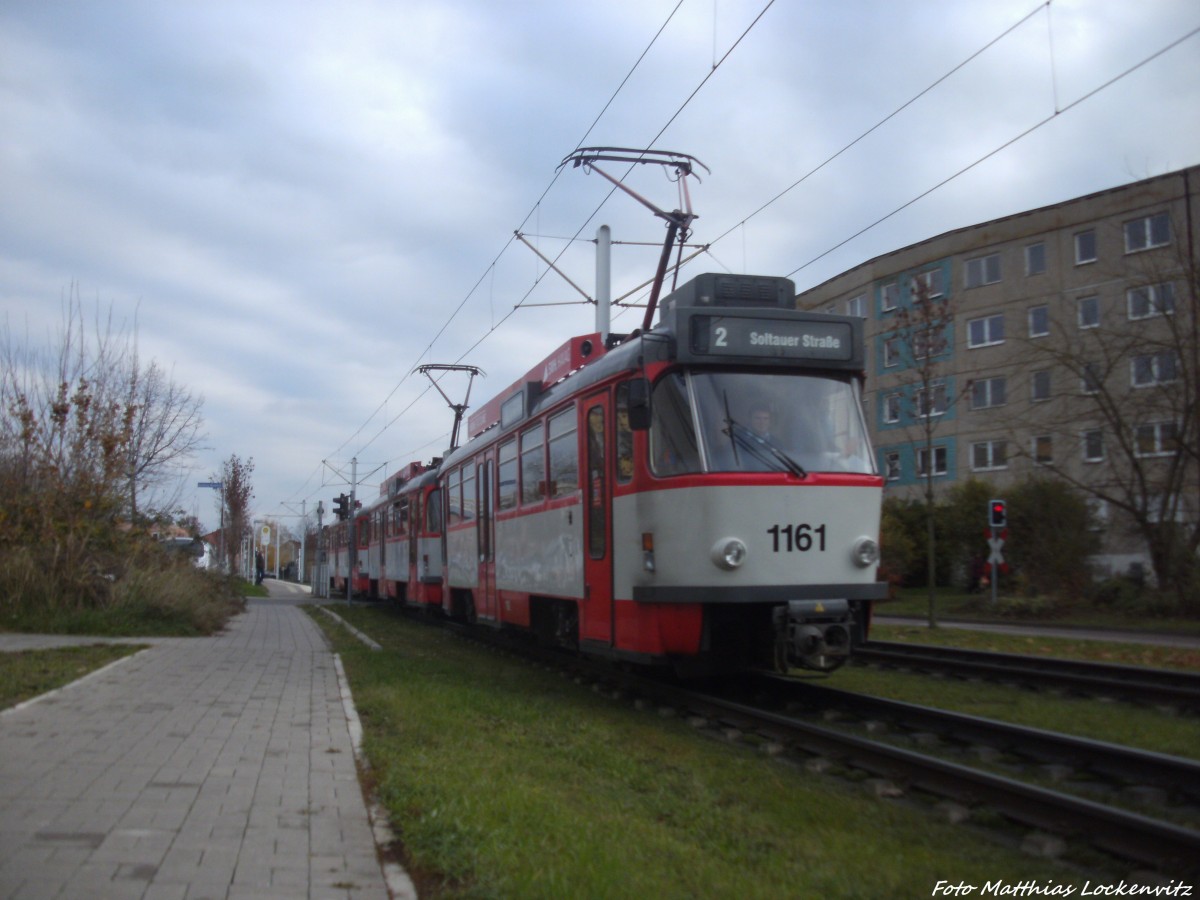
[{"xmin": 0, "ymin": 582, "xmax": 406, "ymax": 899}]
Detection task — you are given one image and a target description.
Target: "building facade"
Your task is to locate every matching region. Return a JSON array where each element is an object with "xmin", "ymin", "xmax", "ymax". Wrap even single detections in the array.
[{"xmin": 797, "ymin": 166, "xmax": 1199, "ymax": 580}]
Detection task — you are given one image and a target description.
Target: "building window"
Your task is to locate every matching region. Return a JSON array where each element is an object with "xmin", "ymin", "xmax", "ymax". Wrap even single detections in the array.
[
  {"xmin": 884, "ymin": 451, "xmax": 901, "ymax": 481},
  {"xmin": 912, "ymin": 325, "xmax": 943, "ymax": 360},
  {"xmin": 1124, "ymin": 213, "xmax": 1170, "ymax": 253},
  {"xmin": 1025, "ymin": 241, "xmax": 1046, "ymax": 276},
  {"xmin": 1083, "ymin": 429, "xmax": 1104, "ymax": 462},
  {"xmin": 1028, "ymin": 305, "xmax": 1049, "ymax": 337},
  {"xmin": 1127, "ymin": 283, "xmax": 1175, "ymax": 319},
  {"xmin": 1081, "ymin": 362, "xmax": 1102, "ymax": 395},
  {"xmin": 1135, "ymin": 422, "xmax": 1178, "ymax": 458},
  {"xmin": 967, "ymin": 314, "xmax": 1005, "ymax": 348},
  {"xmin": 970, "ymin": 377, "xmax": 1006, "ymax": 410},
  {"xmin": 1031, "ymin": 369, "xmax": 1051, "ymax": 402},
  {"xmin": 964, "ymin": 253, "xmax": 1002, "ymax": 288},
  {"xmin": 1131, "ymin": 353, "xmax": 1178, "ymax": 387},
  {"xmin": 972, "ymin": 440, "xmax": 1007, "ymax": 471},
  {"xmin": 1033, "ymin": 434, "xmax": 1053, "ymax": 465},
  {"xmin": 915, "ymin": 445, "xmax": 948, "ymax": 477},
  {"xmin": 881, "ymin": 280, "xmax": 899, "ymax": 312},
  {"xmin": 916, "ymin": 382, "xmax": 947, "ymax": 418},
  {"xmin": 1075, "ymin": 229, "xmax": 1097, "ymax": 265},
  {"xmin": 883, "ymin": 393, "xmax": 901, "ymax": 424},
  {"xmin": 912, "ymin": 268, "xmax": 944, "ymax": 299},
  {"xmin": 883, "ymin": 337, "xmax": 901, "ymax": 368},
  {"xmin": 1078, "ymin": 295, "xmax": 1099, "ymax": 329},
  {"xmin": 846, "ymin": 294, "xmax": 866, "ymax": 317}
]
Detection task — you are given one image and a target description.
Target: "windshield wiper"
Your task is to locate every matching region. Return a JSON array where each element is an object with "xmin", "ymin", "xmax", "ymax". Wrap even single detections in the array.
[{"xmin": 723, "ymin": 417, "xmax": 809, "ymax": 480}]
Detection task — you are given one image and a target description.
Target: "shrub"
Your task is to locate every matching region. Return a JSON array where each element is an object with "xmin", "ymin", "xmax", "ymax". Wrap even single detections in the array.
[{"xmin": 0, "ymin": 538, "xmax": 244, "ymax": 636}]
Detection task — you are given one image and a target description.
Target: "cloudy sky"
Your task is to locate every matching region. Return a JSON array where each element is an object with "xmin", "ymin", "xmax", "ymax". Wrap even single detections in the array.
[{"xmin": 3, "ymin": 0, "xmax": 1198, "ymax": 531}]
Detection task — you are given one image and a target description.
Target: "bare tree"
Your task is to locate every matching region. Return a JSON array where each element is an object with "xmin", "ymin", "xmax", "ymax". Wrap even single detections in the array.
[
  {"xmin": 2, "ymin": 298, "xmax": 130, "ymax": 505},
  {"xmin": 124, "ymin": 349, "xmax": 206, "ymax": 523},
  {"xmin": 0, "ymin": 295, "xmax": 138, "ymax": 593},
  {"xmin": 2, "ymin": 292, "xmax": 207, "ymax": 528},
  {"xmin": 881, "ymin": 269, "xmax": 960, "ymax": 626},
  {"xmin": 220, "ymin": 454, "xmax": 254, "ymax": 575}
]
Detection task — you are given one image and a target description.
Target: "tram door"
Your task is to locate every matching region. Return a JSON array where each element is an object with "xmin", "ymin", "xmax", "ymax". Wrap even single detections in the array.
[
  {"xmin": 476, "ymin": 456, "xmax": 497, "ymax": 622},
  {"xmin": 408, "ymin": 492, "xmax": 420, "ymax": 587},
  {"xmin": 583, "ymin": 393, "xmax": 614, "ymax": 645}
]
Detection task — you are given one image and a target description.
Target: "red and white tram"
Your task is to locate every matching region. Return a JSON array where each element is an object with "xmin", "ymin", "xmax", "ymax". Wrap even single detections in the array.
[
  {"xmin": 364, "ymin": 461, "xmax": 444, "ymax": 609},
  {"xmin": 430, "ymin": 272, "xmax": 885, "ymax": 674}
]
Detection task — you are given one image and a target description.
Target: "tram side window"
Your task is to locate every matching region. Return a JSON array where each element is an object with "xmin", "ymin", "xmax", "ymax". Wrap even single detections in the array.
[
  {"xmin": 521, "ymin": 422, "xmax": 546, "ymax": 503},
  {"xmin": 426, "ymin": 489, "xmax": 442, "ymax": 532},
  {"xmin": 547, "ymin": 408, "xmax": 578, "ymax": 498},
  {"xmin": 497, "ymin": 439, "xmax": 518, "ymax": 510},
  {"xmin": 616, "ymin": 382, "xmax": 633, "ymax": 483},
  {"xmin": 462, "ymin": 466, "xmax": 477, "ymax": 520},
  {"xmin": 447, "ymin": 468, "xmax": 462, "ymax": 525},
  {"xmin": 587, "ymin": 405, "xmax": 606, "ymax": 558},
  {"xmin": 650, "ymin": 372, "xmax": 701, "ymax": 475},
  {"xmin": 398, "ymin": 497, "xmax": 409, "ymax": 537}
]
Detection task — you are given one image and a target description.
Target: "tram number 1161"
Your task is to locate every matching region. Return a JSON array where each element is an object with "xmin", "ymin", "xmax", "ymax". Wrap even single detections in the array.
[{"xmin": 767, "ymin": 523, "xmax": 827, "ymax": 553}]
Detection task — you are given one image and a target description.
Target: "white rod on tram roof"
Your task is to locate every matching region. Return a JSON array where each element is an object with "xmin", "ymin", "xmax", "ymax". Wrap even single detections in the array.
[{"xmin": 596, "ymin": 224, "xmax": 611, "ymax": 343}]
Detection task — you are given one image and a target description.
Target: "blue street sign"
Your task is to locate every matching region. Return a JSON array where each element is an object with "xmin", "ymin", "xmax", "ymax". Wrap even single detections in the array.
[{"xmin": 197, "ymin": 481, "xmax": 223, "ymax": 489}]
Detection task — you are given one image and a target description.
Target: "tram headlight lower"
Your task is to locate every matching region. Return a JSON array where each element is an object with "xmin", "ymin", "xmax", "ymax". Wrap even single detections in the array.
[
  {"xmin": 852, "ymin": 536, "xmax": 880, "ymax": 568},
  {"xmin": 711, "ymin": 537, "xmax": 747, "ymax": 570}
]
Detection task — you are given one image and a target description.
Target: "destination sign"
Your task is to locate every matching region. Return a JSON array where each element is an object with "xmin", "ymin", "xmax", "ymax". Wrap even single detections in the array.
[{"xmin": 689, "ymin": 313, "xmax": 855, "ymax": 363}]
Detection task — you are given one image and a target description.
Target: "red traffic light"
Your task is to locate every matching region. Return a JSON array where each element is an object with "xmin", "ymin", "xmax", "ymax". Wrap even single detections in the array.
[{"xmin": 989, "ymin": 499, "xmax": 1007, "ymax": 528}]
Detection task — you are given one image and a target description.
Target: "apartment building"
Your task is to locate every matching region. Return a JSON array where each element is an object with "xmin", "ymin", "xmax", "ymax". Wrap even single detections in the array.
[{"xmin": 797, "ymin": 166, "xmax": 1198, "ymax": 578}]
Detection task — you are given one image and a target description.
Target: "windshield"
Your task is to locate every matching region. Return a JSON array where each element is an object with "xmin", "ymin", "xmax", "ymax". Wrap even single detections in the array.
[{"xmin": 650, "ymin": 370, "xmax": 875, "ymax": 476}]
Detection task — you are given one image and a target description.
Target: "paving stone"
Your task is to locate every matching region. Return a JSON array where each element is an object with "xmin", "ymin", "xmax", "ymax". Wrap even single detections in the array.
[{"xmin": 0, "ymin": 586, "xmax": 394, "ymax": 899}]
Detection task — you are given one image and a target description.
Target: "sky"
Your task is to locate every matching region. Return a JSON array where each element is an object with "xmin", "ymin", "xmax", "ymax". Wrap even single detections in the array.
[{"xmin": 2, "ymin": 0, "xmax": 1198, "ymax": 534}]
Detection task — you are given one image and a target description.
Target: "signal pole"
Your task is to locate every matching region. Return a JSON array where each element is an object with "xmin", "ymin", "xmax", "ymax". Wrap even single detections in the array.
[
  {"xmin": 988, "ymin": 499, "xmax": 1007, "ymax": 604},
  {"xmin": 348, "ymin": 457, "xmax": 356, "ymax": 603}
]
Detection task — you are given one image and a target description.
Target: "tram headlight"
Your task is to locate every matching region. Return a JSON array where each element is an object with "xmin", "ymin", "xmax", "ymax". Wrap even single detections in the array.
[
  {"xmin": 852, "ymin": 536, "xmax": 880, "ymax": 568},
  {"xmin": 711, "ymin": 537, "xmax": 747, "ymax": 570}
]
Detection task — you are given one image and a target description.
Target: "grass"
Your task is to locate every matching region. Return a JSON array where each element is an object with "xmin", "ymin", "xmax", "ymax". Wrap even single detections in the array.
[
  {"xmin": 880, "ymin": 586, "xmax": 1200, "ymax": 636},
  {"xmin": 0, "ymin": 643, "xmax": 143, "ymax": 710},
  {"xmin": 313, "ymin": 605, "xmax": 1099, "ymax": 898},
  {"xmin": 851, "ymin": 622, "xmax": 1200, "ymax": 761},
  {"xmin": 839, "ymin": 660, "xmax": 1200, "ymax": 760},
  {"xmin": 240, "ymin": 579, "xmax": 270, "ymax": 599}
]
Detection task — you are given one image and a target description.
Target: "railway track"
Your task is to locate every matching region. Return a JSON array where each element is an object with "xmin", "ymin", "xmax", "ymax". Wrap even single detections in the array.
[
  {"xmin": 745, "ymin": 675, "xmax": 1200, "ymax": 810},
  {"xmin": 855, "ymin": 640, "xmax": 1200, "ymax": 711},
  {"xmin": 636, "ymin": 672, "xmax": 1200, "ymax": 877}
]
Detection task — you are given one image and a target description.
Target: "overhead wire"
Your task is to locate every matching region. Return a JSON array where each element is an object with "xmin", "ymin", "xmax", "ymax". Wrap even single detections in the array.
[
  {"xmin": 785, "ymin": 18, "xmax": 1200, "ymax": 280},
  {"xmin": 706, "ymin": 2, "xmax": 1048, "ymax": 254},
  {"xmin": 284, "ymin": 2, "xmax": 1199, "ymax": 512},
  {"xmin": 285, "ymin": 0, "xmax": 1056, "ymax": 508},
  {"xmin": 282, "ymin": 0, "xmax": 689, "ymax": 509}
]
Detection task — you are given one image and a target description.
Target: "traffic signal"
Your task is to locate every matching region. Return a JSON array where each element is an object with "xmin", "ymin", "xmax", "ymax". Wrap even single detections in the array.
[
  {"xmin": 333, "ymin": 493, "xmax": 349, "ymax": 521},
  {"xmin": 989, "ymin": 499, "xmax": 1007, "ymax": 529}
]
